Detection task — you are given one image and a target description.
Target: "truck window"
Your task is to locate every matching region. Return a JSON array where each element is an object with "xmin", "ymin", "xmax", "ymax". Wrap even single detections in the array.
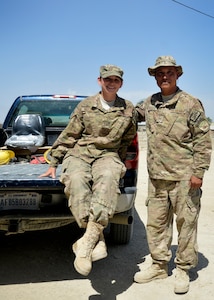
[{"xmin": 8, "ymin": 100, "xmax": 80, "ymax": 127}]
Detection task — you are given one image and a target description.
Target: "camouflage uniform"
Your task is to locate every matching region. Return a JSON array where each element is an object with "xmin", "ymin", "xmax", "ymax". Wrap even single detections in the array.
[
  {"xmin": 50, "ymin": 93, "xmax": 136, "ymax": 228},
  {"xmin": 136, "ymin": 88, "xmax": 212, "ymax": 269}
]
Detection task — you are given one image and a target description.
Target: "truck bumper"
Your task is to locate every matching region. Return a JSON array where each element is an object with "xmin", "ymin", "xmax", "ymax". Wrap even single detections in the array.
[{"xmin": 0, "ymin": 187, "xmax": 137, "ymax": 234}]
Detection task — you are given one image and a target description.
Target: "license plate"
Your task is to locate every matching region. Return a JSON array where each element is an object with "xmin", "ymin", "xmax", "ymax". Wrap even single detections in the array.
[{"xmin": 0, "ymin": 192, "xmax": 41, "ymax": 210}]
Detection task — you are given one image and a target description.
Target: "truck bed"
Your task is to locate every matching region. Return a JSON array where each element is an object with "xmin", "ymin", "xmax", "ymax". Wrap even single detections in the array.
[{"xmin": 0, "ymin": 163, "xmax": 63, "ymax": 189}]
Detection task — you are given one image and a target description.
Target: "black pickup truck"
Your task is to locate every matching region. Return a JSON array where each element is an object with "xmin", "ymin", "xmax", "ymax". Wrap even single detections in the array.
[{"xmin": 0, "ymin": 95, "xmax": 139, "ymax": 244}]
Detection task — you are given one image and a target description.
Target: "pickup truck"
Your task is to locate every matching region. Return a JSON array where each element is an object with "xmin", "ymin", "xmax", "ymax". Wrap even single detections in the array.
[{"xmin": 0, "ymin": 95, "xmax": 139, "ymax": 244}]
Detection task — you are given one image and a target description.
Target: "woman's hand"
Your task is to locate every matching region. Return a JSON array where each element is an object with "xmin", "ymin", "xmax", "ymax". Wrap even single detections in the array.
[{"xmin": 39, "ymin": 167, "xmax": 56, "ymax": 179}]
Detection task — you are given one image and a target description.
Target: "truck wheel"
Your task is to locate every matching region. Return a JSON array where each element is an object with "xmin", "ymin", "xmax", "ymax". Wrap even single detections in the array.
[{"xmin": 110, "ymin": 207, "xmax": 134, "ymax": 244}]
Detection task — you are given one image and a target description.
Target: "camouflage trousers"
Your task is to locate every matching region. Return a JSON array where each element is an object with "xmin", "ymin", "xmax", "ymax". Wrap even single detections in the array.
[
  {"xmin": 146, "ymin": 178, "xmax": 201, "ymax": 270},
  {"xmin": 60, "ymin": 155, "xmax": 126, "ymax": 228}
]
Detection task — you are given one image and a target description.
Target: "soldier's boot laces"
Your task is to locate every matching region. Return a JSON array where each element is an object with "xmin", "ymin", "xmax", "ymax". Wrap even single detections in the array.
[
  {"xmin": 134, "ymin": 263, "xmax": 168, "ymax": 283},
  {"xmin": 72, "ymin": 221, "xmax": 103, "ymax": 276},
  {"xmin": 174, "ymin": 268, "xmax": 189, "ymax": 294}
]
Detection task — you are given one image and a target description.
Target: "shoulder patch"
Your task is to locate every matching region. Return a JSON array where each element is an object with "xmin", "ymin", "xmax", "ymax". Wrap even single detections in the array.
[
  {"xmin": 198, "ymin": 120, "xmax": 210, "ymax": 132},
  {"xmin": 190, "ymin": 111, "xmax": 201, "ymax": 122}
]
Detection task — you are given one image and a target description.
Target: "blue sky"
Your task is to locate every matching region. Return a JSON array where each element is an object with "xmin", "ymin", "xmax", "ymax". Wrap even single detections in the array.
[{"xmin": 0, "ymin": 0, "xmax": 214, "ymax": 122}]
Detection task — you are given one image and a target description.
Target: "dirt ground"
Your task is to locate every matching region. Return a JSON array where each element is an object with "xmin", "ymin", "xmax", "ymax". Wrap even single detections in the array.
[{"xmin": 0, "ymin": 131, "xmax": 213, "ymax": 300}]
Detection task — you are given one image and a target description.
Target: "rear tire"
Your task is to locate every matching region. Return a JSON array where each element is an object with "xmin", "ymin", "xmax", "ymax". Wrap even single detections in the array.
[{"xmin": 110, "ymin": 207, "xmax": 134, "ymax": 244}]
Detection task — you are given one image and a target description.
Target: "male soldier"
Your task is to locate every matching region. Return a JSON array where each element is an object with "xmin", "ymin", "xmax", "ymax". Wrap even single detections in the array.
[
  {"xmin": 134, "ymin": 56, "xmax": 212, "ymax": 294},
  {"xmin": 40, "ymin": 64, "xmax": 137, "ymax": 276}
]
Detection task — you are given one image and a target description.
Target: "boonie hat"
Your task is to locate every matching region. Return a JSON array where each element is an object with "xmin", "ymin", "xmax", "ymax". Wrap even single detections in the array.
[
  {"xmin": 100, "ymin": 64, "xmax": 123, "ymax": 79},
  {"xmin": 148, "ymin": 56, "xmax": 183, "ymax": 77}
]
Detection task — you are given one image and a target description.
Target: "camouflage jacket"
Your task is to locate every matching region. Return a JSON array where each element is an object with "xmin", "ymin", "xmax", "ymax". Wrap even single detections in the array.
[
  {"xmin": 50, "ymin": 93, "xmax": 137, "ymax": 167},
  {"xmin": 136, "ymin": 88, "xmax": 212, "ymax": 180}
]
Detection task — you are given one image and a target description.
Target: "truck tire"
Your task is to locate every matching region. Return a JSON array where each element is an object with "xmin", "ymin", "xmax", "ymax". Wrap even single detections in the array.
[{"xmin": 110, "ymin": 206, "xmax": 134, "ymax": 244}]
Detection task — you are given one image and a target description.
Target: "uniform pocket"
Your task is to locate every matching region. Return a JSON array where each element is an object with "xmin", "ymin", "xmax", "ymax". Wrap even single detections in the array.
[
  {"xmin": 187, "ymin": 188, "xmax": 202, "ymax": 212},
  {"xmin": 111, "ymin": 156, "xmax": 127, "ymax": 178}
]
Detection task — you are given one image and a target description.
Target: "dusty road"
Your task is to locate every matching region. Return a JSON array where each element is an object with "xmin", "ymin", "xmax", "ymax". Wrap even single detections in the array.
[{"xmin": 0, "ymin": 131, "xmax": 213, "ymax": 300}]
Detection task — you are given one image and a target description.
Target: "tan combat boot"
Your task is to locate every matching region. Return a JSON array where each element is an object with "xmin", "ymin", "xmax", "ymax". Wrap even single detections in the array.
[
  {"xmin": 91, "ymin": 231, "xmax": 107, "ymax": 262},
  {"xmin": 72, "ymin": 221, "xmax": 103, "ymax": 276},
  {"xmin": 73, "ymin": 230, "xmax": 107, "ymax": 262},
  {"xmin": 174, "ymin": 268, "xmax": 189, "ymax": 294},
  {"xmin": 134, "ymin": 263, "xmax": 168, "ymax": 283}
]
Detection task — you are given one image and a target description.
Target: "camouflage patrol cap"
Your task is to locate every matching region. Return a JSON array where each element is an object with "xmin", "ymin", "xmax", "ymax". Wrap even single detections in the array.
[
  {"xmin": 100, "ymin": 64, "xmax": 124, "ymax": 79},
  {"xmin": 148, "ymin": 56, "xmax": 183, "ymax": 77}
]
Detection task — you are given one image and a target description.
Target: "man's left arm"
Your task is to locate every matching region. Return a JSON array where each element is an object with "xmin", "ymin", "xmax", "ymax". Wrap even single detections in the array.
[{"xmin": 190, "ymin": 103, "xmax": 212, "ymax": 180}]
